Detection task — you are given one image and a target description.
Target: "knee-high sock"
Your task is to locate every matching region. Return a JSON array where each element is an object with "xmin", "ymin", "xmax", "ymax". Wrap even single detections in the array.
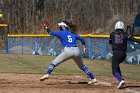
[
  {"xmin": 82, "ymin": 66, "xmax": 95, "ymax": 79},
  {"xmin": 114, "ymin": 72, "xmax": 123, "ymax": 82},
  {"xmin": 47, "ymin": 63, "xmax": 56, "ymax": 75}
]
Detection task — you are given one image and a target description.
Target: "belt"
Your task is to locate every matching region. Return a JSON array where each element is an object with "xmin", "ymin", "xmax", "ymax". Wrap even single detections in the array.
[
  {"xmin": 65, "ymin": 46, "xmax": 77, "ymax": 47},
  {"xmin": 64, "ymin": 46, "xmax": 78, "ymax": 49}
]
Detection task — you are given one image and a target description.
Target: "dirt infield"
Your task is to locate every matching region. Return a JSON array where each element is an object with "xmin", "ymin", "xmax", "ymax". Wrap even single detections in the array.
[{"xmin": 0, "ymin": 73, "xmax": 140, "ymax": 93}]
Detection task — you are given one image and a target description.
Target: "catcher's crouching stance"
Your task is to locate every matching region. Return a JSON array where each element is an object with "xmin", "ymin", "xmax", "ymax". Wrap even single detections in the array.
[{"xmin": 40, "ymin": 21, "xmax": 97, "ymax": 84}]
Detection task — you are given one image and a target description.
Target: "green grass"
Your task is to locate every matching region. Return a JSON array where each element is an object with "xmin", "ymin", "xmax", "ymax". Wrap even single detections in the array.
[{"xmin": 0, "ymin": 54, "xmax": 140, "ymax": 81}]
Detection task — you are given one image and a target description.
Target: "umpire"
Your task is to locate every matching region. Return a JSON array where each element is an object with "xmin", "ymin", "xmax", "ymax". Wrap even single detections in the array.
[{"xmin": 109, "ymin": 21, "xmax": 140, "ymax": 89}]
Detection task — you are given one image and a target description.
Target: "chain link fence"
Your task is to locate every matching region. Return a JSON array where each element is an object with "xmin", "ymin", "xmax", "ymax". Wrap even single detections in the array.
[{"xmin": 7, "ymin": 34, "xmax": 140, "ymax": 64}]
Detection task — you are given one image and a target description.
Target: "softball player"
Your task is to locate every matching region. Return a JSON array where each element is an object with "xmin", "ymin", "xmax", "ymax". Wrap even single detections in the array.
[
  {"xmin": 40, "ymin": 21, "xmax": 96, "ymax": 84},
  {"xmin": 109, "ymin": 21, "xmax": 140, "ymax": 89}
]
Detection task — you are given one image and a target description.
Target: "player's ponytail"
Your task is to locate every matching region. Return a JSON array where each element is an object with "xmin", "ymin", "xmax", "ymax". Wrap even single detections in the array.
[{"xmin": 63, "ymin": 21, "xmax": 77, "ymax": 33}]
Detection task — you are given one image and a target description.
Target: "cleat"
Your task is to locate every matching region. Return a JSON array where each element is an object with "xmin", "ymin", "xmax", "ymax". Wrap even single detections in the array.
[
  {"xmin": 118, "ymin": 80, "xmax": 125, "ymax": 89},
  {"xmin": 88, "ymin": 78, "xmax": 97, "ymax": 84},
  {"xmin": 40, "ymin": 74, "xmax": 49, "ymax": 81}
]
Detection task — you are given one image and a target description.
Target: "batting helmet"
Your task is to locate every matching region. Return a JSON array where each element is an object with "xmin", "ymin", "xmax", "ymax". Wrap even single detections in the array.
[{"xmin": 115, "ymin": 21, "xmax": 124, "ymax": 30}]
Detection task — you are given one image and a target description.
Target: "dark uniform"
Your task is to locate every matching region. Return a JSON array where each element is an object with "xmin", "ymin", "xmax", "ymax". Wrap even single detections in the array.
[{"xmin": 109, "ymin": 29, "xmax": 140, "ymax": 88}]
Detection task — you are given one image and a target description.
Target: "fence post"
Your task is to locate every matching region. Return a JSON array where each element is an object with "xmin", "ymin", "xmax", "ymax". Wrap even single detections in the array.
[
  {"xmin": 88, "ymin": 37, "xmax": 91, "ymax": 59},
  {"xmin": 21, "ymin": 36, "xmax": 24, "ymax": 54},
  {"xmin": 7, "ymin": 36, "xmax": 10, "ymax": 53},
  {"xmin": 36, "ymin": 37, "xmax": 39, "ymax": 52},
  {"xmin": 103, "ymin": 39, "xmax": 107, "ymax": 60}
]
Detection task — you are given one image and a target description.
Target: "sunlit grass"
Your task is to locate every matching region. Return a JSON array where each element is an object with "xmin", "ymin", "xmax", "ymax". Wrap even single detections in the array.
[{"xmin": 0, "ymin": 54, "xmax": 139, "ymax": 80}]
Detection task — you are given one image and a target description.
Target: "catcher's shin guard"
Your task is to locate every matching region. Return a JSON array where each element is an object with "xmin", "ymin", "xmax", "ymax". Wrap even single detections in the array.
[
  {"xmin": 47, "ymin": 63, "xmax": 56, "ymax": 75},
  {"xmin": 82, "ymin": 66, "xmax": 95, "ymax": 79}
]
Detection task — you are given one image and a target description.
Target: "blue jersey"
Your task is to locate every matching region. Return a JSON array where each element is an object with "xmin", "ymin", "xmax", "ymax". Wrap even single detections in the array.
[{"xmin": 48, "ymin": 29, "xmax": 85, "ymax": 47}]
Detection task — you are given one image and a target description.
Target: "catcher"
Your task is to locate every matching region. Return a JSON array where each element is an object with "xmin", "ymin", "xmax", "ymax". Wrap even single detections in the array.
[{"xmin": 40, "ymin": 20, "xmax": 97, "ymax": 84}]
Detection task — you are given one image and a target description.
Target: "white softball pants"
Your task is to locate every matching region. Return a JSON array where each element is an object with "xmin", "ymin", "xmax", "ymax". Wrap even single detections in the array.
[{"xmin": 51, "ymin": 47, "xmax": 84, "ymax": 70}]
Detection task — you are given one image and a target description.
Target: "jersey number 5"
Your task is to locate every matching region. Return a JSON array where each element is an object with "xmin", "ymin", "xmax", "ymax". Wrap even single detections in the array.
[{"xmin": 67, "ymin": 35, "xmax": 72, "ymax": 43}]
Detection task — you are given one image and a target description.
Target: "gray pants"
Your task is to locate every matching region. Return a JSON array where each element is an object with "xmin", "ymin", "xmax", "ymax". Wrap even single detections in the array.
[{"xmin": 51, "ymin": 47, "xmax": 84, "ymax": 70}]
